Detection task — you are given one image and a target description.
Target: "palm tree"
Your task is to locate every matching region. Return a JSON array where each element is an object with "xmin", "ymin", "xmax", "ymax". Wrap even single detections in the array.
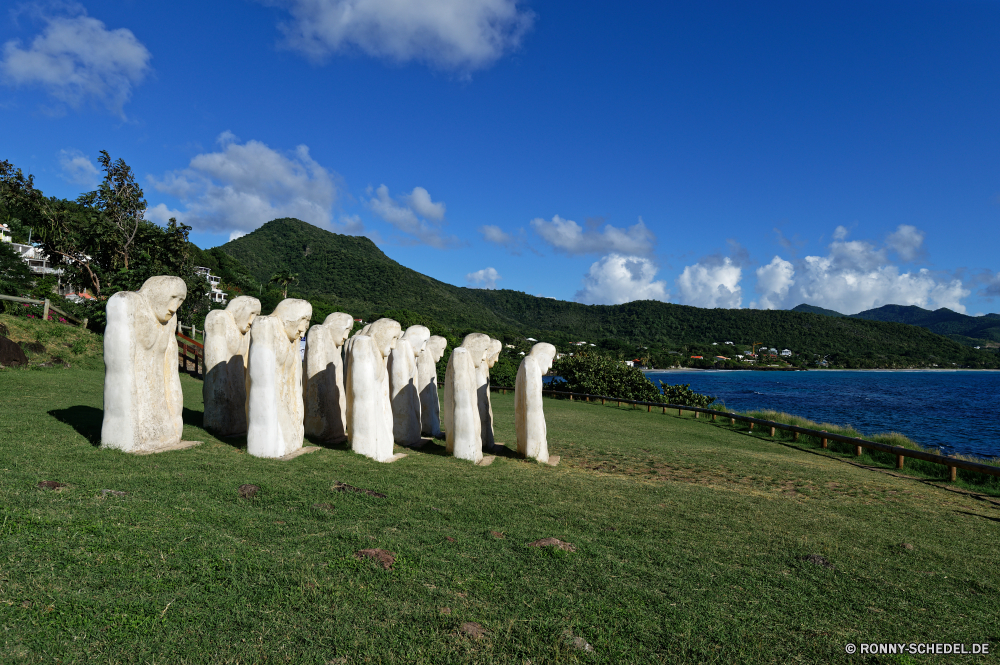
[{"xmin": 269, "ymin": 271, "xmax": 298, "ymax": 299}]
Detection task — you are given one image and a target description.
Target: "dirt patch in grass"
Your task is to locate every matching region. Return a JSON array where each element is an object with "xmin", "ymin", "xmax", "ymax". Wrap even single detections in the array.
[
  {"xmin": 803, "ymin": 554, "xmax": 835, "ymax": 570},
  {"xmin": 333, "ymin": 482, "xmax": 387, "ymax": 498},
  {"xmin": 459, "ymin": 622, "xmax": 487, "ymax": 639},
  {"xmin": 528, "ymin": 538, "xmax": 576, "ymax": 552},
  {"xmin": 238, "ymin": 484, "xmax": 260, "ymax": 499},
  {"xmin": 312, "ymin": 502, "xmax": 334, "ymax": 512},
  {"xmin": 36, "ymin": 481, "xmax": 65, "ymax": 490},
  {"xmin": 354, "ymin": 548, "xmax": 395, "ymax": 569}
]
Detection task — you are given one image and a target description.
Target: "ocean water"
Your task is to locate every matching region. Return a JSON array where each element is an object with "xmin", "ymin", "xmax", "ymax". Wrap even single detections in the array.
[{"xmin": 641, "ymin": 370, "xmax": 1000, "ymax": 460}]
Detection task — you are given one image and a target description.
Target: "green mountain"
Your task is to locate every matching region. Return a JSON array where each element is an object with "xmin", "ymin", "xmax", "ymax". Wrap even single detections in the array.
[
  {"xmin": 203, "ymin": 218, "xmax": 999, "ymax": 368},
  {"xmin": 790, "ymin": 303, "xmax": 846, "ymax": 318},
  {"xmin": 792, "ymin": 302, "xmax": 1000, "ymax": 347}
]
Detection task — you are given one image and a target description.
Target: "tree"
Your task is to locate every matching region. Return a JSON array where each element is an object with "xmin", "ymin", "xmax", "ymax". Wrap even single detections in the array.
[
  {"xmin": 0, "ymin": 241, "xmax": 32, "ymax": 297},
  {"xmin": 269, "ymin": 270, "xmax": 298, "ymax": 298},
  {"xmin": 96, "ymin": 150, "xmax": 147, "ymax": 272}
]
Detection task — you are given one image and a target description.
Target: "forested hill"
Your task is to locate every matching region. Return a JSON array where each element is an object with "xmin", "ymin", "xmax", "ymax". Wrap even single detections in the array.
[
  {"xmin": 791, "ymin": 303, "xmax": 1000, "ymax": 346},
  {"xmin": 197, "ymin": 218, "xmax": 998, "ymax": 368}
]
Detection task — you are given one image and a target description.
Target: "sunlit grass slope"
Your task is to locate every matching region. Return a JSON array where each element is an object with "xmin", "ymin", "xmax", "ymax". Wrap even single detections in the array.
[{"xmin": 1, "ymin": 370, "xmax": 997, "ymax": 663}]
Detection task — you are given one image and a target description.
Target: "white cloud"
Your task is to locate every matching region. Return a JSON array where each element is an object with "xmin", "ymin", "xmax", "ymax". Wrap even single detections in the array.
[
  {"xmin": 276, "ymin": 0, "xmax": 534, "ymax": 73},
  {"xmin": 754, "ymin": 256, "xmax": 795, "ymax": 310},
  {"xmin": 886, "ymin": 224, "xmax": 926, "ymax": 262},
  {"xmin": 57, "ymin": 148, "xmax": 98, "ymax": 187},
  {"xmin": 367, "ymin": 184, "xmax": 459, "ymax": 247},
  {"xmin": 676, "ymin": 257, "xmax": 742, "ymax": 308},
  {"xmin": 530, "ymin": 215, "xmax": 656, "ymax": 256},
  {"xmin": 753, "ymin": 226, "xmax": 970, "ymax": 314},
  {"xmin": 977, "ymin": 271, "xmax": 1000, "ymax": 300},
  {"xmin": 148, "ymin": 132, "xmax": 348, "ymax": 238},
  {"xmin": 574, "ymin": 254, "xmax": 669, "ymax": 305},
  {"xmin": 0, "ymin": 10, "xmax": 151, "ymax": 116},
  {"xmin": 479, "ymin": 224, "xmax": 534, "ymax": 254},
  {"xmin": 466, "ymin": 266, "xmax": 501, "ymax": 289},
  {"xmin": 229, "ymin": 230, "xmax": 246, "ymax": 242}
]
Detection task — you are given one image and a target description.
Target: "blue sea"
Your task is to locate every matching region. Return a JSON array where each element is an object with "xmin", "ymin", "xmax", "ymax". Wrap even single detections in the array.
[{"xmin": 640, "ymin": 370, "xmax": 1000, "ymax": 460}]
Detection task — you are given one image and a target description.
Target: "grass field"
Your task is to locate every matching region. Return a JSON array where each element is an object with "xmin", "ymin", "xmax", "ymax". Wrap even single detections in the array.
[{"xmin": 1, "ymin": 366, "xmax": 998, "ymax": 663}]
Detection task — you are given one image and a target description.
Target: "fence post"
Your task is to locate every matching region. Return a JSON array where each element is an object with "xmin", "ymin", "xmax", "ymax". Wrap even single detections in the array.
[
  {"xmin": 949, "ymin": 466, "xmax": 957, "ymax": 482},
  {"xmin": 662, "ymin": 406, "xmax": 666, "ymax": 414},
  {"xmin": 793, "ymin": 432, "xmax": 799, "ymax": 441},
  {"xmin": 677, "ymin": 408, "xmax": 682, "ymax": 417},
  {"xmin": 43, "ymin": 299, "xmax": 50, "ymax": 321},
  {"xmin": 569, "ymin": 394, "xmax": 573, "ymax": 401},
  {"xmin": 769, "ymin": 426, "xmax": 775, "ymax": 437},
  {"xmin": 712, "ymin": 413, "xmax": 716, "ymax": 421},
  {"xmin": 821, "ymin": 431, "xmax": 828, "ymax": 448},
  {"xmin": 855, "ymin": 445, "xmax": 863, "ymax": 456},
  {"xmin": 82, "ymin": 318, "xmax": 88, "ymax": 329},
  {"xmin": 896, "ymin": 454, "xmax": 904, "ymax": 469},
  {"xmin": 749, "ymin": 423, "xmax": 754, "ymax": 431},
  {"xmin": 730, "ymin": 417, "xmax": 735, "ymax": 425},
  {"xmin": 695, "ymin": 412, "xmax": 699, "ymax": 419},
  {"xmin": 647, "ymin": 404, "xmax": 651, "ymax": 412}
]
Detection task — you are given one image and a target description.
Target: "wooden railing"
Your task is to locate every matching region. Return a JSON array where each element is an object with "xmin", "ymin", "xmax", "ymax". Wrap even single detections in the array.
[
  {"xmin": 176, "ymin": 331, "xmax": 204, "ymax": 377},
  {"xmin": 489, "ymin": 386, "xmax": 1000, "ymax": 482},
  {"xmin": 0, "ymin": 294, "xmax": 88, "ymax": 327}
]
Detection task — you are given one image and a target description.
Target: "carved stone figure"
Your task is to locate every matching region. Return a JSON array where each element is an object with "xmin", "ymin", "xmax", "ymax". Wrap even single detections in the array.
[
  {"xmin": 390, "ymin": 325, "xmax": 429, "ymax": 445},
  {"xmin": 304, "ymin": 312, "xmax": 354, "ymax": 443},
  {"xmin": 417, "ymin": 335, "xmax": 447, "ymax": 437},
  {"xmin": 460, "ymin": 333, "xmax": 494, "ymax": 451},
  {"xmin": 246, "ymin": 299, "xmax": 312, "ymax": 458},
  {"xmin": 515, "ymin": 342, "xmax": 557, "ymax": 463},
  {"xmin": 203, "ymin": 296, "xmax": 261, "ymax": 436},
  {"xmin": 344, "ymin": 318, "xmax": 401, "ymax": 461},
  {"xmin": 101, "ymin": 276, "xmax": 187, "ymax": 453},
  {"xmin": 443, "ymin": 346, "xmax": 482, "ymax": 462}
]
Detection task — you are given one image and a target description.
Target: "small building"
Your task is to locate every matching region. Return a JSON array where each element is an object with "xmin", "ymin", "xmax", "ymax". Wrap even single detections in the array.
[
  {"xmin": 0, "ymin": 223, "xmax": 11, "ymax": 243},
  {"xmin": 780, "ymin": 349, "xmax": 792, "ymax": 357},
  {"xmin": 194, "ymin": 266, "xmax": 228, "ymax": 305}
]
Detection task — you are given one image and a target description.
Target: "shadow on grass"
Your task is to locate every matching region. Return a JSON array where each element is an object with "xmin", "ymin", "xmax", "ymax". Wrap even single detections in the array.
[
  {"xmin": 183, "ymin": 407, "xmax": 204, "ymax": 429},
  {"xmin": 48, "ymin": 405, "xmax": 102, "ymax": 446},
  {"xmin": 955, "ymin": 510, "xmax": 1000, "ymax": 523}
]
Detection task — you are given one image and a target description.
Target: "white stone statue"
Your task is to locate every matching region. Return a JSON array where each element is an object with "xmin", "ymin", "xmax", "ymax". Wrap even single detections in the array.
[
  {"xmin": 443, "ymin": 346, "xmax": 482, "ymax": 463},
  {"xmin": 344, "ymin": 318, "xmax": 401, "ymax": 461},
  {"xmin": 460, "ymin": 333, "xmax": 494, "ymax": 451},
  {"xmin": 515, "ymin": 342, "xmax": 557, "ymax": 463},
  {"xmin": 101, "ymin": 276, "xmax": 187, "ymax": 453},
  {"xmin": 417, "ymin": 335, "xmax": 447, "ymax": 437},
  {"xmin": 480, "ymin": 338, "xmax": 503, "ymax": 450},
  {"xmin": 246, "ymin": 299, "xmax": 312, "ymax": 458},
  {"xmin": 304, "ymin": 312, "xmax": 354, "ymax": 443},
  {"xmin": 390, "ymin": 325, "xmax": 429, "ymax": 445},
  {"xmin": 203, "ymin": 296, "xmax": 261, "ymax": 437}
]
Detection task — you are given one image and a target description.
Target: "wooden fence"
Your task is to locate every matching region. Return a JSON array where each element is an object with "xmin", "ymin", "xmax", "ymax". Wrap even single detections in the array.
[
  {"xmin": 176, "ymin": 331, "xmax": 204, "ymax": 377},
  {"xmin": 0, "ymin": 294, "xmax": 88, "ymax": 327},
  {"xmin": 489, "ymin": 385, "xmax": 1000, "ymax": 483}
]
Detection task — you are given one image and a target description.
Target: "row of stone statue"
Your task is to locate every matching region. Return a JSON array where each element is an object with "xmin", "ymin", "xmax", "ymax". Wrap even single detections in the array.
[{"xmin": 99, "ymin": 276, "xmax": 556, "ymax": 465}]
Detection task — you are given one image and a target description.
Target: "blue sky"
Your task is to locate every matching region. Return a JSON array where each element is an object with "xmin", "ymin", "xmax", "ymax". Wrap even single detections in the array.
[{"xmin": 2, "ymin": 0, "xmax": 999, "ymax": 315}]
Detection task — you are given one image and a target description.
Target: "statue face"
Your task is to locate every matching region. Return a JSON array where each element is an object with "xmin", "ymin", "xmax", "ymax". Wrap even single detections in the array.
[
  {"xmin": 284, "ymin": 315, "xmax": 310, "ymax": 344},
  {"xmin": 143, "ymin": 278, "xmax": 187, "ymax": 324},
  {"xmin": 229, "ymin": 298, "xmax": 261, "ymax": 334},
  {"xmin": 332, "ymin": 324, "xmax": 352, "ymax": 347}
]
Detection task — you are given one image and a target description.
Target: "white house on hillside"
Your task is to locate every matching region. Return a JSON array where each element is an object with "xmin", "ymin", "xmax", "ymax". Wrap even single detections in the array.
[{"xmin": 194, "ymin": 266, "xmax": 228, "ymax": 304}]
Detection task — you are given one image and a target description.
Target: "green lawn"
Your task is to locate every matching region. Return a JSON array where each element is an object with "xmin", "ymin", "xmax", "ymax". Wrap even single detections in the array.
[{"xmin": 1, "ymin": 368, "xmax": 998, "ymax": 663}]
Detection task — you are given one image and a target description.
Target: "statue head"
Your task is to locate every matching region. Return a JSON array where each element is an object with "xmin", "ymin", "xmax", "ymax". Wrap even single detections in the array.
[
  {"xmin": 401, "ymin": 325, "xmax": 430, "ymax": 357},
  {"xmin": 139, "ymin": 276, "xmax": 187, "ymax": 324},
  {"xmin": 486, "ymin": 338, "xmax": 503, "ymax": 368},
  {"xmin": 323, "ymin": 312, "xmax": 355, "ymax": 346},
  {"xmin": 271, "ymin": 298, "xmax": 313, "ymax": 344},
  {"xmin": 460, "ymin": 332, "xmax": 492, "ymax": 369},
  {"xmin": 427, "ymin": 336, "xmax": 448, "ymax": 363},
  {"xmin": 530, "ymin": 342, "xmax": 557, "ymax": 375},
  {"xmin": 226, "ymin": 296, "xmax": 261, "ymax": 334},
  {"xmin": 366, "ymin": 318, "xmax": 402, "ymax": 359}
]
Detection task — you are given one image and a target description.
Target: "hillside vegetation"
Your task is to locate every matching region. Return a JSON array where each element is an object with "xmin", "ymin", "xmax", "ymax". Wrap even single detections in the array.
[
  {"xmin": 206, "ymin": 219, "xmax": 999, "ymax": 369},
  {"xmin": 792, "ymin": 303, "xmax": 1000, "ymax": 347}
]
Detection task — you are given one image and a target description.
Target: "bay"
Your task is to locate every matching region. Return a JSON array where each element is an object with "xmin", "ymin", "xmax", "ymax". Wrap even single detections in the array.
[{"xmin": 643, "ymin": 370, "xmax": 1000, "ymax": 461}]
